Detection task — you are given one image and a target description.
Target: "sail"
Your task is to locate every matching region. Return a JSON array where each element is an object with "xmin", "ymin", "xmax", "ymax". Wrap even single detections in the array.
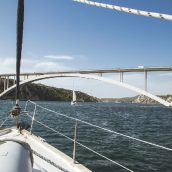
[{"xmin": 73, "ymin": 91, "xmax": 76, "ymax": 102}]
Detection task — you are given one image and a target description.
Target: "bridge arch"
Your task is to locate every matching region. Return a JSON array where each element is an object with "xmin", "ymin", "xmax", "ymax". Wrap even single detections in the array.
[{"xmin": 0, "ymin": 73, "xmax": 171, "ymax": 107}]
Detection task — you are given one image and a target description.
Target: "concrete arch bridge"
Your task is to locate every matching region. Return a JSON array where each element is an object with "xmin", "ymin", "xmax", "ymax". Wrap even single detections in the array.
[{"xmin": 0, "ymin": 69, "xmax": 172, "ymax": 107}]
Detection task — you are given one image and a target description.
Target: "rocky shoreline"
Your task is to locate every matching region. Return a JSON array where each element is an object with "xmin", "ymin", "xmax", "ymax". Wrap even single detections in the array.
[
  {"xmin": 0, "ymin": 79, "xmax": 171, "ymax": 104},
  {"xmin": 101, "ymin": 95, "xmax": 172, "ymax": 104},
  {"xmin": 0, "ymin": 81, "xmax": 98, "ymax": 102}
]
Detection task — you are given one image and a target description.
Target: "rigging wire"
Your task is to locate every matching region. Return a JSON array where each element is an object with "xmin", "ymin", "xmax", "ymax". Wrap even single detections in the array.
[
  {"xmin": 73, "ymin": 0, "xmax": 172, "ymax": 21},
  {"xmin": 26, "ymin": 100, "xmax": 172, "ymax": 152},
  {"xmin": 26, "ymin": 113, "xmax": 134, "ymax": 172},
  {"xmin": 24, "ymin": 100, "xmax": 172, "ymax": 171},
  {"xmin": 0, "ymin": 116, "xmax": 10, "ymax": 128}
]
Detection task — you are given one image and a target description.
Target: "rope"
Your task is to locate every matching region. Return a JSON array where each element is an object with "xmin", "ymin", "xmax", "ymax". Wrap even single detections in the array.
[
  {"xmin": 73, "ymin": 0, "xmax": 172, "ymax": 21},
  {"xmin": 27, "ymin": 100, "xmax": 172, "ymax": 152},
  {"xmin": 26, "ymin": 113, "xmax": 133, "ymax": 172}
]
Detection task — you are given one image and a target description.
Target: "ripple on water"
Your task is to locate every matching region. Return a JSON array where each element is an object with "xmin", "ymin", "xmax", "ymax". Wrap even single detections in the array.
[{"xmin": 0, "ymin": 101, "xmax": 172, "ymax": 172}]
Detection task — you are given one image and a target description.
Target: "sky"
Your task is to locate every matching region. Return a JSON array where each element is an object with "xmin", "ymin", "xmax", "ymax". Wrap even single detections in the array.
[{"xmin": 0, "ymin": 0, "xmax": 172, "ymax": 98}]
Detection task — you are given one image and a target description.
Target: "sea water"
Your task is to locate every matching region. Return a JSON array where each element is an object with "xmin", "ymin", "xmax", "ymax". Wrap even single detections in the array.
[{"xmin": 0, "ymin": 100, "xmax": 172, "ymax": 172}]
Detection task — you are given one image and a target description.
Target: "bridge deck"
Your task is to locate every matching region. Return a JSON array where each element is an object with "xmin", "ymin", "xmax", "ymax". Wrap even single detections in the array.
[{"xmin": 0, "ymin": 66, "xmax": 172, "ymax": 76}]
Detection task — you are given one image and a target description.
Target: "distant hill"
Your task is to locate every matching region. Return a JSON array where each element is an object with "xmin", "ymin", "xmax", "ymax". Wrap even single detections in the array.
[
  {"xmin": 0, "ymin": 79, "xmax": 99, "ymax": 102},
  {"xmin": 1, "ymin": 79, "xmax": 171, "ymax": 104},
  {"xmin": 101, "ymin": 95, "xmax": 172, "ymax": 104}
]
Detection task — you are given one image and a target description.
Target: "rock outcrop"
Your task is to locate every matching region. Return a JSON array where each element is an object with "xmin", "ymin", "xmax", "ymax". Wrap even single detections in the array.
[
  {"xmin": 101, "ymin": 95, "xmax": 172, "ymax": 104},
  {"xmin": 0, "ymin": 80, "xmax": 98, "ymax": 102}
]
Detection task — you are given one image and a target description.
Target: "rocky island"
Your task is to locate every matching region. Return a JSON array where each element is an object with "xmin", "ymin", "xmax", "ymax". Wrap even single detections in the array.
[
  {"xmin": 0, "ymin": 79, "xmax": 98, "ymax": 102},
  {"xmin": 0, "ymin": 79, "xmax": 171, "ymax": 104},
  {"xmin": 101, "ymin": 94, "xmax": 172, "ymax": 104}
]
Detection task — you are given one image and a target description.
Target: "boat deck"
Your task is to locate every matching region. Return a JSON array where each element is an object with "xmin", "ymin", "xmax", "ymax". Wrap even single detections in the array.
[{"xmin": 0, "ymin": 128, "xmax": 91, "ymax": 172}]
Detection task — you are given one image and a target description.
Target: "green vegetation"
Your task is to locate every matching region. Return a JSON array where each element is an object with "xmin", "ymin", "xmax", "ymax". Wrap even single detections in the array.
[
  {"xmin": 1, "ymin": 79, "xmax": 171, "ymax": 104},
  {"xmin": 0, "ymin": 80, "xmax": 99, "ymax": 102}
]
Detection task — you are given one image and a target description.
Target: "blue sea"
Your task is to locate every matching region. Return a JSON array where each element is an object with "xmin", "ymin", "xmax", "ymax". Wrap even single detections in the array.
[{"xmin": 0, "ymin": 100, "xmax": 172, "ymax": 172}]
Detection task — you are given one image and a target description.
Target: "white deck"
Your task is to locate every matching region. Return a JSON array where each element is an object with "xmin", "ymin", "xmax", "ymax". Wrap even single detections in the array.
[{"xmin": 0, "ymin": 128, "xmax": 91, "ymax": 172}]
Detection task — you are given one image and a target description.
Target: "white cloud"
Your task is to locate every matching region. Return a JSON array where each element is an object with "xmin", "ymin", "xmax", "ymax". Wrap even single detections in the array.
[
  {"xmin": 34, "ymin": 61, "xmax": 71, "ymax": 72},
  {"xmin": 44, "ymin": 55, "xmax": 74, "ymax": 60},
  {"xmin": 0, "ymin": 57, "xmax": 16, "ymax": 73},
  {"xmin": 0, "ymin": 56, "xmax": 73, "ymax": 74}
]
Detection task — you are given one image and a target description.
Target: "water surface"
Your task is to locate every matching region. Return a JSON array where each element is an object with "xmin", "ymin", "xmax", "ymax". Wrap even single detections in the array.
[{"xmin": 0, "ymin": 100, "xmax": 172, "ymax": 172}]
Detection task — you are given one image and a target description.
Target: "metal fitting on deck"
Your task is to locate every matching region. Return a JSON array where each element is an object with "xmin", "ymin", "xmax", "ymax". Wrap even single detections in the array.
[{"xmin": 10, "ymin": 105, "xmax": 21, "ymax": 117}]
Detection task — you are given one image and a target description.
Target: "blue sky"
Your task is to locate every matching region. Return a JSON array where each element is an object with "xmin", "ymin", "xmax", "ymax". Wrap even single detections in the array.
[{"xmin": 0, "ymin": 0, "xmax": 172, "ymax": 98}]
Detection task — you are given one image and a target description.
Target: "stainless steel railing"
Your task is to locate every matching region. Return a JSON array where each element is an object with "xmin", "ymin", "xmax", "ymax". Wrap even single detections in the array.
[{"xmin": 24, "ymin": 100, "xmax": 172, "ymax": 172}]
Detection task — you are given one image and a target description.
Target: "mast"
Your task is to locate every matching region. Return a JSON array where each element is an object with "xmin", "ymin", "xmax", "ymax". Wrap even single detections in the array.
[
  {"xmin": 10, "ymin": 0, "xmax": 24, "ymax": 119},
  {"xmin": 73, "ymin": 91, "xmax": 76, "ymax": 102},
  {"xmin": 16, "ymin": 0, "xmax": 24, "ymax": 106}
]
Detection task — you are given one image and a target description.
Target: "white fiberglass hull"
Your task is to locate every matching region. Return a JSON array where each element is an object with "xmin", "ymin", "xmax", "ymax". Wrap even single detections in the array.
[{"xmin": 0, "ymin": 128, "xmax": 91, "ymax": 172}]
